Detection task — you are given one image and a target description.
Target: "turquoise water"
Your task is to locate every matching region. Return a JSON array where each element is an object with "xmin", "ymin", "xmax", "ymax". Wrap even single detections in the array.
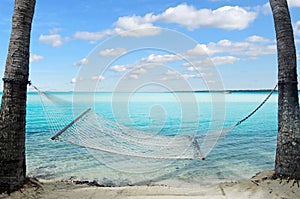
[{"xmin": 24, "ymin": 91, "xmax": 278, "ymax": 185}]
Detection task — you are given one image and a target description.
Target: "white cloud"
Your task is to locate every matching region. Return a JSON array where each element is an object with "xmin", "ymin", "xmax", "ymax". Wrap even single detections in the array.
[
  {"xmin": 288, "ymin": 0, "xmax": 300, "ymax": 7},
  {"xmin": 110, "ymin": 65, "xmax": 128, "ymax": 72},
  {"xmin": 188, "ymin": 37, "xmax": 276, "ymax": 59},
  {"xmin": 109, "ymin": 54, "xmax": 179, "ymax": 76},
  {"xmin": 91, "ymin": 75, "xmax": 105, "ymax": 81},
  {"xmin": 104, "ymin": 34, "xmax": 276, "ymax": 82},
  {"xmin": 109, "ymin": 36, "xmax": 273, "ymax": 79},
  {"xmin": 183, "ymin": 56, "xmax": 240, "ymax": 69},
  {"xmin": 30, "ymin": 54, "xmax": 44, "ymax": 63},
  {"xmin": 109, "ymin": 35, "xmax": 275, "ymax": 81},
  {"xmin": 211, "ymin": 56, "xmax": 240, "ymax": 65},
  {"xmin": 71, "ymin": 78, "xmax": 77, "ymax": 84},
  {"xmin": 295, "ymin": 21, "xmax": 300, "ymax": 37},
  {"xmin": 117, "ymin": 68, "xmax": 148, "ymax": 80},
  {"xmin": 182, "ymin": 74, "xmax": 202, "ymax": 80},
  {"xmin": 99, "ymin": 48, "xmax": 127, "ymax": 57},
  {"xmin": 162, "ymin": 70, "xmax": 202, "ymax": 81},
  {"xmin": 157, "ymin": 4, "xmax": 257, "ymax": 30},
  {"xmin": 186, "ymin": 44, "xmax": 217, "ymax": 56},
  {"xmin": 246, "ymin": 35, "xmax": 270, "ymax": 43},
  {"xmin": 39, "ymin": 34, "xmax": 63, "ymax": 47},
  {"xmin": 114, "ymin": 14, "xmax": 162, "ymax": 37},
  {"xmin": 129, "ymin": 74, "xmax": 139, "ymax": 79},
  {"xmin": 259, "ymin": 3, "xmax": 271, "ymax": 15},
  {"xmin": 165, "ymin": 69, "xmax": 178, "ymax": 76},
  {"xmin": 74, "ymin": 30, "xmax": 114, "ymax": 43},
  {"xmin": 114, "ymin": 14, "xmax": 157, "ymax": 30},
  {"xmin": 74, "ymin": 14, "xmax": 161, "ymax": 41},
  {"xmin": 183, "ymin": 59, "xmax": 213, "ymax": 68},
  {"xmin": 74, "ymin": 4, "xmax": 257, "ymax": 43},
  {"xmin": 116, "ymin": 27, "xmax": 162, "ymax": 37},
  {"xmin": 72, "ymin": 58, "xmax": 89, "ymax": 67},
  {"xmin": 187, "ymin": 66, "xmax": 196, "ymax": 71},
  {"xmin": 131, "ymin": 68, "xmax": 147, "ymax": 75},
  {"xmin": 71, "ymin": 77, "xmax": 84, "ymax": 84},
  {"xmin": 141, "ymin": 53, "xmax": 180, "ymax": 64}
]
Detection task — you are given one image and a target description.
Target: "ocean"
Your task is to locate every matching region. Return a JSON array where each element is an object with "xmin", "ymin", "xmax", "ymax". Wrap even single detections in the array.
[{"xmin": 24, "ymin": 91, "xmax": 278, "ymax": 186}]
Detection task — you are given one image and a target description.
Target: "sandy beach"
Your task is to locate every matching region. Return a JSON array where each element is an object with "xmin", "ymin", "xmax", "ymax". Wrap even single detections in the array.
[{"xmin": 1, "ymin": 170, "xmax": 299, "ymax": 199}]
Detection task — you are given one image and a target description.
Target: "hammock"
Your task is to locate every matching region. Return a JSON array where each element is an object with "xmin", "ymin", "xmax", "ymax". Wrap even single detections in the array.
[{"xmin": 32, "ymin": 84, "xmax": 277, "ymax": 160}]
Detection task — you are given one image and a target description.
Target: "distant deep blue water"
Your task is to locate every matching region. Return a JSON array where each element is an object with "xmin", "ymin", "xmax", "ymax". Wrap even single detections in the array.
[{"xmin": 22, "ymin": 91, "xmax": 280, "ymax": 185}]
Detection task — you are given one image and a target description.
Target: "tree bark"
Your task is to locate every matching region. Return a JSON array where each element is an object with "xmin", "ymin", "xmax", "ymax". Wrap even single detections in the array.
[
  {"xmin": 0, "ymin": 0, "xmax": 36, "ymax": 193},
  {"xmin": 270, "ymin": 0, "xmax": 300, "ymax": 179}
]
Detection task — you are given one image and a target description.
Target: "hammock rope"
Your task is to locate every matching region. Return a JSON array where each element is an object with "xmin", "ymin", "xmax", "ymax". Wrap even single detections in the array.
[{"xmin": 234, "ymin": 84, "xmax": 278, "ymax": 127}]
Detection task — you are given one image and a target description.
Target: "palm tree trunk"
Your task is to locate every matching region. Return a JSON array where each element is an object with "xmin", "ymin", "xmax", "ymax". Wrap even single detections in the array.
[
  {"xmin": 0, "ymin": 0, "xmax": 36, "ymax": 193},
  {"xmin": 270, "ymin": 0, "xmax": 300, "ymax": 179}
]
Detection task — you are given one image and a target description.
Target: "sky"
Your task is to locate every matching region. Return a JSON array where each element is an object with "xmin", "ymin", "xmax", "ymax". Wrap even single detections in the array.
[{"xmin": 0, "ymin": 0, "xmax": 300, "ymax": 92}]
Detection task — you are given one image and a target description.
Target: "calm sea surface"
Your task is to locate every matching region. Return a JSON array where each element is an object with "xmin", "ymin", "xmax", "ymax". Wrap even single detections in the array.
[{"xmin": 20, "ymin": 91, "xmax": 281, "ymax": 185}]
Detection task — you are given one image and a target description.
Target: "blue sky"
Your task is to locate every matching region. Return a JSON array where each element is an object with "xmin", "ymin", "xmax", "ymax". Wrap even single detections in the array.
[{"xmin": 0, "ymin": 0, "xmax": 300, "ymax": 91}]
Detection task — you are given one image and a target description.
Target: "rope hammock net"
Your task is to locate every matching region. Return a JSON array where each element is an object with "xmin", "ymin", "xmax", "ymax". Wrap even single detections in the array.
[{"xmin": 33, "ymin": 84, "xmax": 277, "ymax": 161}]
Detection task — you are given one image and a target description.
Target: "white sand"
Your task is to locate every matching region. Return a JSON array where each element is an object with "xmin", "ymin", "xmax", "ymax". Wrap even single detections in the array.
[{"xmin": 1, "ymin": 170, "xmax": 299, "ymax": 199}]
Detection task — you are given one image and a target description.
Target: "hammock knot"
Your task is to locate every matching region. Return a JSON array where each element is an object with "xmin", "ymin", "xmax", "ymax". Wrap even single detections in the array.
[
  {"xmin": 278, "ymin": 80, "xmax": 298, "ymax": 85},
  {"xmin": 2, "ymin": 77, "xmax": 31, "ymax": 85}
]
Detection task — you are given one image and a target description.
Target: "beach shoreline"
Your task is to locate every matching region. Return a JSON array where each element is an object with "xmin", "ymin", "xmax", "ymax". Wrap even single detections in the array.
[{"xmin": 1, "ymin": 170, "xmax": 299, "ymax": 199}]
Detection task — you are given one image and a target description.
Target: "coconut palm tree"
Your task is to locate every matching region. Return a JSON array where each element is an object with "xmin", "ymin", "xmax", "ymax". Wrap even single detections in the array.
[
  {"xmin": 270, "ymin": 0, "xmax": 300, "ymax": 179},
  {"xmin": 0, "ymin": 0, "xmax": 36, "ymax": 193}
]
